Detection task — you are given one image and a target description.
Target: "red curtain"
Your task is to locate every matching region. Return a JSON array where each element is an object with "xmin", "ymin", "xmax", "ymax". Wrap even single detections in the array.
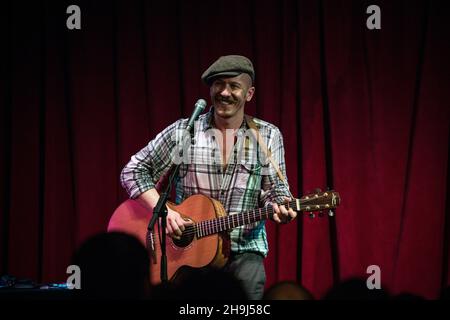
[{"xmin": 1, "ymin": 0, "xmax": 448, "ymax": 299}]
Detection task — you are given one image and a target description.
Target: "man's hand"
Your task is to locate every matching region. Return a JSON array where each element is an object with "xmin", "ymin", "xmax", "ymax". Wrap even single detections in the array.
[
  {"xmin": 272, "ymin": 197, "xmax": 297, "ymax": 224},
  {"xmin": 165, "ymin": 207, "xmax": 193, "ymax": 239},
  {"xmin": 136, "ymin": 189, "xmax": 192, "ymax": 239}
]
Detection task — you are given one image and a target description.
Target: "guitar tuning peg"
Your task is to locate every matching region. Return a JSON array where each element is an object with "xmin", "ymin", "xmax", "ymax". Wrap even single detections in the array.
[
  {"xmin": 328, "ymin": 210, "xmax": 334, "ymax": 217},
  {"xmin": 309, "ymin": 212, "xmax": 316, "ymax": 219}
]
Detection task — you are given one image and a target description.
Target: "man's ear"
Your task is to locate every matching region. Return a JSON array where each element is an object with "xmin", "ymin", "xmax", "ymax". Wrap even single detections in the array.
[{"xmin": 246, "ymin": 87, "xmax": 255, "ymax": 102}]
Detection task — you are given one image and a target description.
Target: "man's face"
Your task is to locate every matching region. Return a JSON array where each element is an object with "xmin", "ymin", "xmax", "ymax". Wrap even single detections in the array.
[{"xmin": 210, "ymin": 74, "xmax": 255, "ymax": 119}]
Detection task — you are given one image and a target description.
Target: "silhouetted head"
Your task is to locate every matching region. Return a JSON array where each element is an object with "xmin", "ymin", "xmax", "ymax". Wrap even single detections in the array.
[
  {"xmin": 173, "ymin": 267, "xmax": 248, "ymax": 300},
  {"xmin": 263, "ymin": 281, "xmax": 314, "ymax": 300},
  {"xmin": 392, "ymin": 292, "xmax": 425, "ymax": 300},
  {"xmin": 72, "ymin": 232, "xmax": 150, "ymax": 299},
  {"xmin": 322, "ymin": 278, "xmax": 389, "ymax": 300},
  {"xmin": 440, "ymin": 286, "xmax": 450, "ymax": 300}
]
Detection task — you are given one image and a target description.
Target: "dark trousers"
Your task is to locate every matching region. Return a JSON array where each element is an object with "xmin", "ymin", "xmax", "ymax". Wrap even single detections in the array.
[{"xmin": 223, "ymin": 252, "xmax": 266, "ymax": 300}]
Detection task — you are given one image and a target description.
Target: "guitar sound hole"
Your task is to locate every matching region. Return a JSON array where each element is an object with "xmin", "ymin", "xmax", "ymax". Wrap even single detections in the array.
[{"xmin": 172, "ymin": 225, "xmax": 195, "ymax": 248}]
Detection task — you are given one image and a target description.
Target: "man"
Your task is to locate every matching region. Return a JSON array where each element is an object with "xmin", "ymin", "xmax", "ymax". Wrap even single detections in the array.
[{"xmin": 120, "ymin": 55, "xmax": 297, "ymax": 299}]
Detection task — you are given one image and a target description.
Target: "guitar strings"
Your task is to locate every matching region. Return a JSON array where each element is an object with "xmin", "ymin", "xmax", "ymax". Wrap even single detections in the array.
[
  {"xmin": 150, "ymin": 197, "xmax": 329, "ymax": 239},
  {"xmin": 175, "ymin": 197, "xmax": 328, "ymax": 238},
  {"xmin": 147, "ymin": 195, "xmax": 336, "ymax": 250}
]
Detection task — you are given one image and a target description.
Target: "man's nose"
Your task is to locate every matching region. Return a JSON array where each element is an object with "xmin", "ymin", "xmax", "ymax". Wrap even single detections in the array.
[{"xmin": 219, "ymin": 84, "xmax": 232, "ymax": 96}]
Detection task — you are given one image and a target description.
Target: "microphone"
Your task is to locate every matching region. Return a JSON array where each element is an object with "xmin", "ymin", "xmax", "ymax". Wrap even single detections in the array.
[{"xmin": 185, "ymin": 99, "xmax": 207, "ymax": 133}]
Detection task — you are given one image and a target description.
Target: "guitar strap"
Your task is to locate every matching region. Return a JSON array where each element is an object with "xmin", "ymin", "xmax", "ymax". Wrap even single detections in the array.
[{"xmin": 244, "ymin": 114, "xmax": 294, "ymax": 199}]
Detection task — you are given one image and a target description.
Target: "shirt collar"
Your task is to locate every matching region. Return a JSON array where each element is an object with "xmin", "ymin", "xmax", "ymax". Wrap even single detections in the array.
[{"xmin": 201, "ymin": 106, "xmax": 249, "ymax": 132}]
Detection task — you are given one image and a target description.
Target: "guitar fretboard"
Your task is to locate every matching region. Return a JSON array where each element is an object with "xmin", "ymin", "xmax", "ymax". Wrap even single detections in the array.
[{"xmin": 195, "ymin": 200, "xmax": 297, "ymax": 238}]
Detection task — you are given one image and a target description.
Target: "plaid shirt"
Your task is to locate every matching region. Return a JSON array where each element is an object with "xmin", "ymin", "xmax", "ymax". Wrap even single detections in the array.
[{"xmin": 120, "ymin": 107, "xmax": 291, "ymax": 257}]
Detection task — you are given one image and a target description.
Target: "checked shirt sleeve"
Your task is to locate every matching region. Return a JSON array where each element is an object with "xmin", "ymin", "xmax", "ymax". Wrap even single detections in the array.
[
  {"xmin": 120, "ymin": 120, "xmax": 182, "ymax": 199},
  {"xmin": 260, "ymin": 127, "xmax": 292, "ymax": 207}
]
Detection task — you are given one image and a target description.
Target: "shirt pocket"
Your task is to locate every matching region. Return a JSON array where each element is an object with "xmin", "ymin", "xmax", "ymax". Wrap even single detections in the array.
[{"xmin": 234, "ymin": 163, "xmax": 262, "ymax": 191}]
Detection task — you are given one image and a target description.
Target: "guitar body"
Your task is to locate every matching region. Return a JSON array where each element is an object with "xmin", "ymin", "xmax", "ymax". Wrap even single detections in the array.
[
  {"xmin": 107, "ymin": 189, "xmax": 341, "ymax": 285},
  {"xmin": 107, "ymin": 194, "xmax": 230, "ymax": 285}
]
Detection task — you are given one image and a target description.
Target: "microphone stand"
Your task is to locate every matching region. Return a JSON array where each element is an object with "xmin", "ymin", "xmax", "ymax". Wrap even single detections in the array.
[
  {"xmin": 147, "ymin": 164, "xmax": 181, "ymax": 283},
  {"xmin": 146, "ymin": 133, "xmax": 191, "ymax": 283},
  {"xmin": 147, "ymin": 99, "xmax": 205, "ymax": 283}
]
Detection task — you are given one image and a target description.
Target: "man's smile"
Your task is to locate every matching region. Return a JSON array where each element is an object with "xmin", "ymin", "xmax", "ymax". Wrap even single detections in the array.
[{"xmin": 215, "ymin": 96, "xmax": 236, "ymax": 106}]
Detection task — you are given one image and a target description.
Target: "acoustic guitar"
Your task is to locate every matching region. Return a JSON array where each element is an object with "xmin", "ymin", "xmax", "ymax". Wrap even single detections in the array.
[{"xmin": 107, "ymin": 190, "xmax": 340, "ymax": 284}]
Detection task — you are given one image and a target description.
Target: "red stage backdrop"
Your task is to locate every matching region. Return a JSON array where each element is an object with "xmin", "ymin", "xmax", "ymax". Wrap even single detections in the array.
[{"xmin": 0, "ymin": 0, "xmax": 449, "ymax": 299}]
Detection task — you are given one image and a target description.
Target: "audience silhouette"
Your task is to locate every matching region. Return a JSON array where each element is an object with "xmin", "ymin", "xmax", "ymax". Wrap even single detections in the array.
[
  {"xmin": 4, "ymin": 229, "xmax": 448, "ymax": 301},
  {"xmin": 322, "ymin": 278, "xmax": 389, "ymax": 300},
  {"xmin": 162, "ymin": 267, "xmax": 248, "ymax": 300},
  {"xmin": 391, "ymin": 292, "xmax": 425, "ymax": 300},
  {"xmin": 263, "ymin": 280, "xmax": 314, "ymax": 300},
  {"xmin": 72, "ymin": 231, "xmax": 150, "ymax": 299},
  {"xmin": 440, "ymin": 286, "xmax": 450, "ymax": 300},
  {"xmin": 66, "ymin": 231, "xmax": 450, "ymax": 301}
]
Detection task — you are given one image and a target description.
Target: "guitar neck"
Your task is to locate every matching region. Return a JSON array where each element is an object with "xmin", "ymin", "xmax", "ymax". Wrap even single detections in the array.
[{"xmin": 195, "ymin": 199, "xmax": 299, "ymax": 238}]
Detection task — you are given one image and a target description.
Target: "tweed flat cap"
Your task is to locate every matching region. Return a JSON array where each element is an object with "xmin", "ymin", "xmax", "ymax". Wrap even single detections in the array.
[{"xmin": 201, "ymin": 55, "xmax": 255, "ymax": 85}]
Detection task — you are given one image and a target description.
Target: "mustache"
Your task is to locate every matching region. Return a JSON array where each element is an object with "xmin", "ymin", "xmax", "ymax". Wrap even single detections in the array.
[{"xmin": 215, "ymin": 96, "xmax": 236, "ymax": 104}]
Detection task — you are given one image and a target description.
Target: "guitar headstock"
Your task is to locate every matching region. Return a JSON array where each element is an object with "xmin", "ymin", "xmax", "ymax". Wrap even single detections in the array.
[{"xmin": 295, "ymin": 190, "xmax": 341, "ymax": 217}]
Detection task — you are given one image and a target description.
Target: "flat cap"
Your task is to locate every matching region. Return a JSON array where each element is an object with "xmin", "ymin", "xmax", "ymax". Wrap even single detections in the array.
[{"xmin": 201, "ymin": 55, "xmax": 255, "ymax": 85}]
